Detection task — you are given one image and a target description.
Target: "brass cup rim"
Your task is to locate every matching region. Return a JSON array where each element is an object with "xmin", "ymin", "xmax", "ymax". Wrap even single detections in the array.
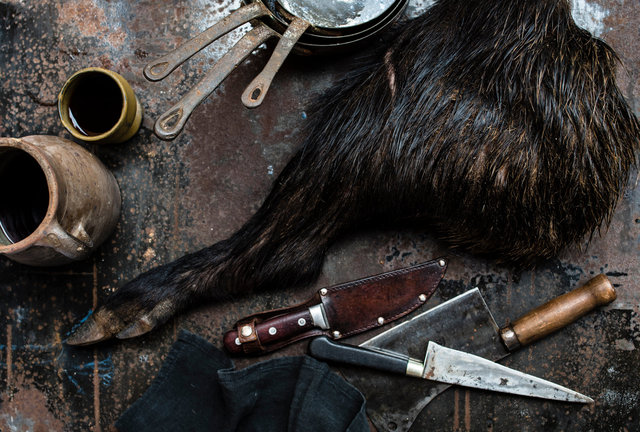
[{"xmin": 58, "ymin": 67, "xmax": 130, "ymax": 143}]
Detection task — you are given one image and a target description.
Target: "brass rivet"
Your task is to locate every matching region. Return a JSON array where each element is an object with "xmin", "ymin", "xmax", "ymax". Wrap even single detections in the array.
[
  {"xmin": 320, "ymin": 288, "xmax": 328, "ymax": 296},
  {"xmin": 377, "ymin": 317, "xmax": 384, "ymax": 325},
  {"xmin": 241, "ymin": 325, "xmax": 253, "ymax": 337},
  {"xmin": 419, "ymin": 294, "xmax": 427, "ymax": 302},
  {"xmin": 268, "ymin": 327, "xmax": 277, "ymax": 335}
]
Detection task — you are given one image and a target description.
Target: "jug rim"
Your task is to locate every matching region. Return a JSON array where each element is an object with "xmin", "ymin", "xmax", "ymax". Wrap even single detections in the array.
[{"xmin": 0, "ymin": 137, "xmax": 60, "ymax": 253}]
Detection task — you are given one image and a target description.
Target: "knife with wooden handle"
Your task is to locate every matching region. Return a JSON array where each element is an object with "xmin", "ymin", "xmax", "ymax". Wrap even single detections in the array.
[
  {"xmin": 339, "ymin": 274, "xmax": 617, "ymax": 432},
  {"xmin": 223, "ymin": 258, "xmax": 448, "ymax": 355}
]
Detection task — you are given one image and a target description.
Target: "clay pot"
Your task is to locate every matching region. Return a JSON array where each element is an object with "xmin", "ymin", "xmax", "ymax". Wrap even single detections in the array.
[{"xmin": 0, "ymin": 135, "xmax": 121, "ymax": 266}]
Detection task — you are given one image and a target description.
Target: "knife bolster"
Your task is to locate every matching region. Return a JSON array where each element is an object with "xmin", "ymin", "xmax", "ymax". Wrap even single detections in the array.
[
  {"xmin": 406, "ymin": 359, "xmax": 425, "ymax": 378},
  {"xmin": 499, "ymin": 326, "xmax": 521, "ymax": 351}
]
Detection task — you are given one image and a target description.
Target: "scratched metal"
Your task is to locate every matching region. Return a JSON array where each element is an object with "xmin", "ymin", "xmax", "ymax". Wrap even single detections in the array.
[{"xmin": 0, "ymin": 1, "xmax": 638, "ymax": 431}]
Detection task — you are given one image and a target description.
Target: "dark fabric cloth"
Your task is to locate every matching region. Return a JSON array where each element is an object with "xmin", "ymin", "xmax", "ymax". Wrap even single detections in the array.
[{"xmin": 115, "ymin": 330, "xmax": 369, "ymax": 432}]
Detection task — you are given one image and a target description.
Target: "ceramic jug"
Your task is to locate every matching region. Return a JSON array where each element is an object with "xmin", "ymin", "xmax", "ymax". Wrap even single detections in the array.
[{"xmin": 0, "ymin": 135, "xmax": 121, "ymax": 266}]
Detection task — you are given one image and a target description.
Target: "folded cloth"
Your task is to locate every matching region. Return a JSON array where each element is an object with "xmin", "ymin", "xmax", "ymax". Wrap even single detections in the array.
[{"xmin": 116, "ymin": 330, "xmax": 369, "ymax": 432}]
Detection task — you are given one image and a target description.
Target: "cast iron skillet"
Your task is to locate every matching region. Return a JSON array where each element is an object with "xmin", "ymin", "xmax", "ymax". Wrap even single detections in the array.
[{"xmin": 145, "ymin": 0, "xmax": 407, "ymax": 140}]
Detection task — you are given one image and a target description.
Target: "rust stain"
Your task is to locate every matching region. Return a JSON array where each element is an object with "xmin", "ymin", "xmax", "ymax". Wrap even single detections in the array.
[
  {"xmin": 424, "ymin": 366, "xmax": 435, "ymax": 380},
  {"xmin": 172, "ymin": 169, "xmax": 181, "ymax": 261},
  {"xmin": 93, "ymin": 349, "xmax": 102, "ymax": 432},
  {"xmin": 600, "ymin": 0, "xmax": 640, "ymax": 114},
  {"xmin": 93, "ymin": 260, "xmax": 102, "ymax": 432},
  {"xmin": 530, "ymin": 270, "xmax": 536, "ymax": 297},
  {"xmin": 464, "ymin": 389, "xmax": 471, "ymax": 431},
  {"xmin": 142, "ymin": 247, "xmax": 157, "ymax": 263},
  {"xmin": 453, "ymin": 388, "xmax": 460, "ymax": 430},
  {"xmin": 56, "ymin": 0, "xmax": 126, "ymax": 49},
  {"xmin": 53, "ymin": 330, "xmax": 65, "ymax": 402},
  {"xmin": 6, "ymin": 323, "xmax": 12, "ymax": 392},
  {"xmin": 0, "ymin": 384, "xmax": 67, "ymax": 431},
  {"xmin": 57, "ymin": 1, "xmax": 108, "ymax": 36},
  {"xmin": 93, "ymin": 260, "xmax": 99, "ymax": 310}
]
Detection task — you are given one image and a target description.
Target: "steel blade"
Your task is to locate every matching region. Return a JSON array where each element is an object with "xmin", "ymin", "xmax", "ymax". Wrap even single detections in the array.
[
  {"xmin": 423, "ymin": 342, "xmax": 593, "ymax": 403},
  {"xmin": 362, "ymin": 288, "xmax": 507, "ymax": 359}
]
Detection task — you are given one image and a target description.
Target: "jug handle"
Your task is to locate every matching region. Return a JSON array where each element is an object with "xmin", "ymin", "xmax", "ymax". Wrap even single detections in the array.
[{"xmin": 35, "ymin": 220, "xmax": 90, "ymax": 261}]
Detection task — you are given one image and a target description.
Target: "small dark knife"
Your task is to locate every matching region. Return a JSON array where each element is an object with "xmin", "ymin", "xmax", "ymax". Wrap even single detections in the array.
[{"xmin": 223, "ymin": 258, "xmax": 448, "ymax": 355}]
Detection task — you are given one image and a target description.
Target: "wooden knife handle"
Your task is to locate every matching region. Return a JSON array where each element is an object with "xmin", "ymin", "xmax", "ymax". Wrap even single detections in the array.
[
  {"xmin": 223, "ymin": 308, "xmax": 316, "ymax": 354},
  {"xmin": 499, "ymin": 274, "xmax": 616, "ymax": 351}
]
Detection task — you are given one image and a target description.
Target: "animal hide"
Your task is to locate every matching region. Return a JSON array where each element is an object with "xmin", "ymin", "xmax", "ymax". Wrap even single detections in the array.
[{"xmin": 68, "ymin": 0, "xmax": 639, "ymax": 345}]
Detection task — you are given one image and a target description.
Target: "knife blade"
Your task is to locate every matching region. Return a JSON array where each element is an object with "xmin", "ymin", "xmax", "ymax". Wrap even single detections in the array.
[
  {"xmin": 339, "ymin": 274, "xmax": 616, "ymax": 432},
  {"xmin": 224, "ymin": 258, "xmax": 448, "ymax": 355},
  {"xmin": 308, "ymin": 336, "xmax": 593, "ymax": 403}
]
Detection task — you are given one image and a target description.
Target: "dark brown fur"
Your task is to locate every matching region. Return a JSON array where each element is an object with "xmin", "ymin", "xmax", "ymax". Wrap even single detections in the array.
[{"xmin": 68, "ymin": 0, "xmax": 639, "ymax": 344}]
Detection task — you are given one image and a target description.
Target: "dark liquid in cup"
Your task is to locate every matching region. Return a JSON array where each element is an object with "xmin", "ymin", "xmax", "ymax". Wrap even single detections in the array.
[
  {"xmin": 0, "ymin": 149, "xmax": 50, "ymax": 244},
  {"xmin": 68, "ymin": 72, "xmax": 123, "ymax": 136}
]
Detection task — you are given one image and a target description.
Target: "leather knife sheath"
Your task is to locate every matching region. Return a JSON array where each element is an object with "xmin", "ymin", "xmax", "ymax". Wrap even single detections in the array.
[{"xmin": 223, "ymin": 258, "xmax": 448, "ymax": 355}]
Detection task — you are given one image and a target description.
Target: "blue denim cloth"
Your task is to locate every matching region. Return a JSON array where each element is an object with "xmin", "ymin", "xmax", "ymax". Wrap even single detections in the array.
[{"xmin": 116, "ymin": 331, "xmax": 369, "ymax": 432}]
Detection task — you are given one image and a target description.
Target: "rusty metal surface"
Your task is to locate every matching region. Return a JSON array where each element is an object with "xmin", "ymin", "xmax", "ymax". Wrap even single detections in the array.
[
  {"xmin": 0, "ymin": 0, "xmax": 638, "ymax": 431},
  {"xmin": 153, "ymin": 22, "xmax": 278, "ymax": 139}
]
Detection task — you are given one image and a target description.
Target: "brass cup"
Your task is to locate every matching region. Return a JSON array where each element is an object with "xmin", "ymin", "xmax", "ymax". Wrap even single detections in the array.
[{"xmin": 58, "ymin": 67, "xmax": 143, "ymax": 144}]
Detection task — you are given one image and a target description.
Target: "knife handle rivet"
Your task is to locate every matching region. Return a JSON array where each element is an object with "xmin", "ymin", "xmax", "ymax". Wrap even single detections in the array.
[
  {"xmin": 332, "ymin": 330, "xmax": 341, "ymax": 338},
  {"xmin": 241, "ymin": 325, "xmax": 253, "ymax": 337},
  {"xmin": 438, "ymin": 259, "xmax": 446, "ymax": 267},
  {"xmin": 377, "ymin": 317, "xmax": 385, "ymax": 325},
  {"xmin": 235, "ymin": 338, "xmax": 241, "ymax": 346},
  {"xmin": 419, "ymin": 294, "xmax": 427, "ymax": 302},
  {"xmin": 298, "ymin": 318, "xmax": 307, "ymax": 326},
  {"xmin": 268, "ymin": 327, "xmax": 277, "ymax": 335},
  {"xmin": 320, "ymin": 288, "xmax": 328, "ymax": 296}
]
